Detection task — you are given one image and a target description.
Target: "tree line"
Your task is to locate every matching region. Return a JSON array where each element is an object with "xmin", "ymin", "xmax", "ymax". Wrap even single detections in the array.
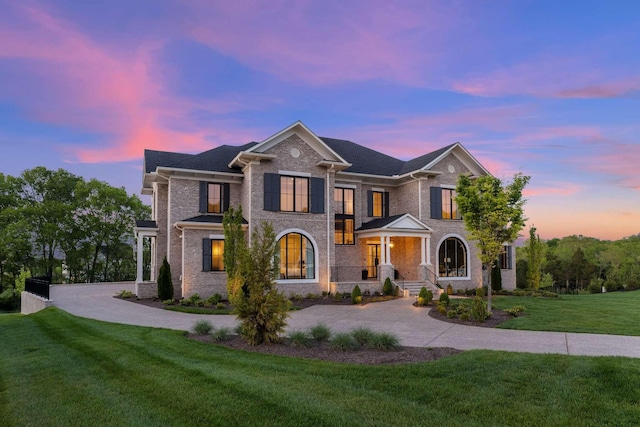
[
  {"xmin": 0, "ymin": 167, "xmax": 150, "ymax": 294},
  {"xmin": 518, "ymin": 230, "xmax": 640, "ymax": 292}
]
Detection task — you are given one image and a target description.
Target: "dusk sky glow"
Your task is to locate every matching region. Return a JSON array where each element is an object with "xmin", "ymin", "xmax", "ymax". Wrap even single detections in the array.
[{"xmin": 0, "ymin": 1, "xmax": 638, "ymax": 240}]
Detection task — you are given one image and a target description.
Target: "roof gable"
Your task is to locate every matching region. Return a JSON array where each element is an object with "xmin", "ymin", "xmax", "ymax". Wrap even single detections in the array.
[
  {"xmin": 410, "ymin": 142, "xmax": 491, "ymax": 177},
  {"xmin": 244, "ymin": 121, "xmax": 350, "ymax": 166},
  {"xmin": 357, "ymin": 213, "xmax": 433, "ymax": 233}
]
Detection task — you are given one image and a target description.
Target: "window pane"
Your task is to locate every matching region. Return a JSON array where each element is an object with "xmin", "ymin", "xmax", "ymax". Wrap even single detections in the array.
[
  {"xmin": 211, "ymin": 240, "xmax": 225, "ymax": 271},
  {"xmin": 373, "ymin": 192, "xmax": 383, "ymax": 217},
  {"xmin": 344, "ymin": 219, "xmax": 354, "ymax": 244},
  {"xmin": 208, "ymin": 184, "xmax": 222, "ymax": 213},
  {"xmin": 344, "ymin": 189, "xmax": 354, "ymax": 215},
  {"xmin": 334, "ymin": 219, "xmax": 344, "ymax": 244},
  {"xmin": 438, "ymin": 237, "xmax": 466, "ymax": 277},
  {"xmin": 334, "ymin": 189, "xmax": 343, "ymax": 214},
  {"xmin": 296, "ymin": 177, "xmax": 309, "ymax": 213},
  {"xmin": 280, "ymin": 177, "xmax": 294, "ymax": 211},
  {"xmin": 441, "ymin": 189, "xmax": 451, "ymax": 219},
  {"xmin": 278, "ymin": 233, "xmax": 315, "ymax": 279}
]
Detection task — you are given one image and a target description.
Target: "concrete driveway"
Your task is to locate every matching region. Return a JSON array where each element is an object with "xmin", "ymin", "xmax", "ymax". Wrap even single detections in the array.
[{"xmin": 50, "ymin": 282, "xmax": 640, "ymax": 358}]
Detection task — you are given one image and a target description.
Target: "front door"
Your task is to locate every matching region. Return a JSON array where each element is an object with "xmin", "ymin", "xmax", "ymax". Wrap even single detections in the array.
[{"xmin": 367, "ymin": 244, "xmax": 380, "ymax": 279}]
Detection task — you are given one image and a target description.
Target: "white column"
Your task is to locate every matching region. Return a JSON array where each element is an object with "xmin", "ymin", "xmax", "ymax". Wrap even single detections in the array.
[
  {"xmin": 379, "ymin": 235, "xmax": 386, "ymax": 264},
  {"xmin": 385, "ymin": 236, "xmax": 391, "ymax": 266},
  {"xmin": 427, "ymin": 235, "xmax": 432, "ymax": 266},
  {"xmin": 136, "ymin": 233, "xmax": 143, "ymax": 283},
  {"xmin": 150, "ymin": 237, "xmax": 156, "ymax": 281},
  {"xmin": 420, "ymin": 237, "xmax": 426, "ymax": 265}
]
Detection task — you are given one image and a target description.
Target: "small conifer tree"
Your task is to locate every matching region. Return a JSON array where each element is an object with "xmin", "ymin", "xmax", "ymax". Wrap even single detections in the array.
[
  {"xmin": 351, "ymin": 285, "xmax": 362, "ymax": 304},
  {"xmin": 382, "ymin": 277, "xmax": 393, "ymax": 296},
  {"xmin": 157, "ymin": 256, "xmax": 174, "ymax": 301}
]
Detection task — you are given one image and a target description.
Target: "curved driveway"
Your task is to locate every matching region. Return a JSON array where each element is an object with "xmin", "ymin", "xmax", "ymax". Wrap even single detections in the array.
[{"xmin": 51, "ymin": 283, "xmax": 640, "ymax": 358}]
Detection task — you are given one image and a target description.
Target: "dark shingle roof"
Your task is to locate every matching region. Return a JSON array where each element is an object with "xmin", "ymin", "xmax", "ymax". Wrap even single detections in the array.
[
  {"xmin": 135, "ymin": 220, "xmax": 158, "ymax": 228},
  {"xmin": 321, "ymin": 137, "xmax": 405, "ymax": 176},
  {"xmin": 144, "ymin": 142, "xmax": 258, "ymax": 175},
  {"xmin": 398, "ymin": 143, "xmax": 456, "ymax": 175},
  {"xmin": 322, "ymin": 137, "xmax": 455, "ymax": 176},
  {"xmin": 180, "ymin": 215, "xmax": 248, "ymax": 224},
  {"xmin": 144, "ymin": 150, "xmax": 193, "ymax": 173},
  {"xmin": 171, "ymin": 142, "xmax": 258, "ymax": 174},
  {"xmin": 144, "ymin": 137, "xmax": 456, "ymax": 177},
  {"xmin": 357, "ymin": 214, "xmax": 406, "ymax": 231}
]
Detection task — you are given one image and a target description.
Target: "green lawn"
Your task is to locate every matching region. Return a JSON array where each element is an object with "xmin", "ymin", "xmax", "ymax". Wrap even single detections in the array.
[
  {"xmin": 494, "ymin": 290, "xmax": 640, "ymax": 335},
  {"xmin": 2, "ymin": 309, "xmax": 640, "ymax": 426}
]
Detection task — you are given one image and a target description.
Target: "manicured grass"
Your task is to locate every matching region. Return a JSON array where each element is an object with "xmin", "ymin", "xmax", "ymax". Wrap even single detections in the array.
[
  {"xmin": 494, "ymin": 290, "xmax": 640, "ymax": 335},
  {"xmin": 2, "ymin": 309, "xmax": 640, "ymax": 426}
]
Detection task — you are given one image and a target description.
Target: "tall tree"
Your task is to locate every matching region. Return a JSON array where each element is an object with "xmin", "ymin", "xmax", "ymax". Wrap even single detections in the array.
[
  {"xmin": 222, "ymin": 205, "xmax": 246, "ymax": 282},
  {"xmin": 456, "ymin": 173, "xmax": 529, "ymax": 311},
  {"xmin": 527, "ymin": 226, "xmax": 543, "ymax": 290}
]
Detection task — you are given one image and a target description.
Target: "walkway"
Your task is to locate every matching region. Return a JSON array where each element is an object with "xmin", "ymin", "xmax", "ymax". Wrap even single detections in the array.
[{"xmin": 50, "ymin": 283, "xmax": 640, "ymax": 358}]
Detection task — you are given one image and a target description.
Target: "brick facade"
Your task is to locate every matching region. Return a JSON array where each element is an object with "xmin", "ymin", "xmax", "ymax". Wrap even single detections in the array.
[{"xmin": 140, "ymin": 122, "xmax": 516, "ymax": 299}]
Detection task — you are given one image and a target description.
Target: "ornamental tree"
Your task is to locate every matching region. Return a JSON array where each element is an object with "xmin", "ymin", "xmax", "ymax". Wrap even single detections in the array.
[{"xmin": 455, "ymin": 173, "xmax": 529, "ymax": 312}]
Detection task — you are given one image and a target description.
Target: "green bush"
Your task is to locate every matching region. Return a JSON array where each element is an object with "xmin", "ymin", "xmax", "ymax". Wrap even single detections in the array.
[
  {"xmin": 438, "ymin": 292, "xmax": 450, "ymax": 306},
  {"xmin": 491, "ymin": 263, "xmax": 502, "ymax": 291},
  {"xmin": 352, "ymin": 327, "xmax": 376, "ymax": 346},
  {"xmin": 368, "ymin": 332, "xmax": 400, "ymax": 351},
  {"xmin": 205, "ymin": 293, "xmax": 222, "ymax": 305},
  {"xmin": 0, "ymin": 288, "xmax": 19, "ymax": 311},
  {"xmin": 417, "ymin": 287, "xmax": 433, "ymax": 306},
  {"xmin": 460, "ymin": 311, "xmax": 470, "ymax": 321},
  {"xmin": 309, "ymin": 323, "xmax": 331, "ymax": 342},
  {"xmin": 116, "ymin": 289, "xmax": 134, "ymax": 298},
  {"xmin": 505, "ymin": 305, "xmax": 526, "ymax": 317},
  {"xmin": 289, "ymin": 331, "xmax": 312, "ymax": 348},
  {"xmin": 471, "ymin": 296, "xmax": 489, "ymax": 323},
  {"xmin": 187, "ymin": 294, "xmax": 203, "ymax": 307},
  {"xmin": 446, "ymin": 284, "xmax": 453, "ymax": 295},
  {"xmin": 475, "ymin": 287, "xmax": 485, "ymax": 298},
  {"xmin": 210, "ymin": 327, "xmax": 231, "ymax": 342},
  {"xmin": 192, "ymin": 320, "xmax": 213, "ymax": 335},
  {"xmin": 162, "ymin": 299, "xmax": 174, "ymax": 306},
  {"xmin": 447, "ymin": 310, "xmax": 458, "ymax": 319},
  {"xmin": 157, "ymin": 256, "xmax": 174, "ymax": 301},
  {"xmin": 216, "ymin": 302, "xmax": 226, "ymax": 309},
  {"xmin": 588, "ymin": 278, "xmax": 604, "ymax": 294},
  {"xmin": 351, "ymin": 285, "xmax": 362, "ymax": 304},
  {"xmin": 382, "ymin": 278, "xmax": 393, "ymax": 296},
  {"xmin": 333, "ymin": 292, "xmax": 342, "ymax": 301},
  {"xmin": 330, "ymin": 333, "xmax": 358, "ymax": 352},
  {"xmin": 437, "ymin": 302, "xmax": 447, "ymax": 315}
]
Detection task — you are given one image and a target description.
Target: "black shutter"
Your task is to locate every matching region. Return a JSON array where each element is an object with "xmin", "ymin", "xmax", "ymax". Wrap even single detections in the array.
[
  {"xmin": 264, "ymin": 173, "xmax": 280, "ymax": 211},
  {"xmin": 199, "ymin": 181, "xmax": 208, "ymax": 213},
  {"xmin": 430, "ymin": 187, "xmax": 442, "ymax": 219},
  {"xmin": 310, "ymin": 177, "xmax": 325, "ymax": 213},
  {"xmin": 384, "ymin": 192, "xmax": 390, "ymax": 218},
  {"xmin": 202, "ymin": 238, "xmax": 212, "ymax": 271},
  {"xmin": 367, "ymin": 190, "xmax": 373, "ymax": 217},
  {"xmin": 222, "ymin": 183, "xmax": 230, "ymax": 212},
  {"xmin": 507, "ymin": 246, "xmax": 513, "ymax": 270}
]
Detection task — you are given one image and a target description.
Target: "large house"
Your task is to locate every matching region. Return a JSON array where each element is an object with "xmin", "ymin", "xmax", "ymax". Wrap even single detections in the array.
[{"xmin": 134, "ymin": 121, "xmax": 515, "ymax": 299}]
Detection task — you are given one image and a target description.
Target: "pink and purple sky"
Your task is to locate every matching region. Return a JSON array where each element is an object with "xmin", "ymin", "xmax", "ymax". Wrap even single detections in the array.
[{"xmin": 0, "ymin": 1, "xmax": 638, "ymax": 240}]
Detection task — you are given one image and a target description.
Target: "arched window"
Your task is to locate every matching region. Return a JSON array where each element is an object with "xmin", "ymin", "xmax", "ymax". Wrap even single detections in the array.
[
  {"xmin": 279, "ymin": 233, "xmax": 315, "ymax": 280},
  {"xmin": 438, "ymin": 237, "xmax": 467, "ymax": 277}
]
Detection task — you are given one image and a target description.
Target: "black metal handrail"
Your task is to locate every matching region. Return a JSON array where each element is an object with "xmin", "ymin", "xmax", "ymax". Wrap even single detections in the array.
[{"xmin": 25, "ymin": 276, "xmax": 52, "ymax": 300}]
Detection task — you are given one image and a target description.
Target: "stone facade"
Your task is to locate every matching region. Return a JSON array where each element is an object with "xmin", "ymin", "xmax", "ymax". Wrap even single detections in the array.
[{"xmin": 139, "ymin": 122, "xmax": 516, "ymax": 300}]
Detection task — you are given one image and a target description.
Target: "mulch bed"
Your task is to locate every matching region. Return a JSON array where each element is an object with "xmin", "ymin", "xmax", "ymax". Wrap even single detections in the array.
[
  {"xmin": 117, "ymin": 295, "xmax": 514, "ymax": 364},
  {"xmin": 190, "ymin": 334, "xmax": 463, "ymax": 365}
]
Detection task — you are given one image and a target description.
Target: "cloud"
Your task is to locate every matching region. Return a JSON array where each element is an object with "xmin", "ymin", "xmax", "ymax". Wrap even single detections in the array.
[
  {"xmin": 0, "ymin": 2, "xmax": 260, "ymax": 163},
  {"xmin": 182, "ymin": 0, "xmax": 459, "ymax": 87},
  {"xmin": 450, "ymin": 54, "xmax": 640, "ymax": 99},
  {"xmin": 523, "ymin": 183, "xmax": 582, "ymax": 197}
]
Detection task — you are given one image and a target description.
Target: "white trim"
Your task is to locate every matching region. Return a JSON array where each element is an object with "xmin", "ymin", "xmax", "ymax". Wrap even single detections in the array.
[
  {"xmin": 275, "ymin": 228, "xmax": 320, "ymax": 284},
  {"xmin": 440, "ymin": 184, "xmax": 456, "ymax": 189},
  {"xmin": 278, "ymin": 170, "xmax": 311, "ymax": 177},
  {"xmin": 371, "ymin": 187, "xmax": 386, "ymax": 192},
  {"xmin": 209, "ymin": 234, "xmax": 224, "ymax": 240},
  {"xmin": 436, "ymin": 233, "xmax": 471, "ymax": 280},
  {"xmin": 335, "ymin": 183, "xmax": 357, "ymax": 189}
]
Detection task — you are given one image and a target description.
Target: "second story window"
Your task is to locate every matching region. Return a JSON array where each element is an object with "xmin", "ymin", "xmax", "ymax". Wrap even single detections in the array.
[
  {"xmin": 207, "ymin": 183, "xmax": 224, "ymax": 213},
  {"xmin": 335, "ymin": 188, "xmax": 355, "ymax": 245},
  {"xmin": 441, "ymin": 188, "xmax": 461, "ymax": 220},
  {"xmin": 199, "ymin": 182, "xmax": 230, "ymax": 214},
  {"xmin": 280, "ymin": 176, "xmax": 309, "ymax": 212},
  {"xmin": 367, "ymin": 190, "xmax": 389, "ymax": 218}
]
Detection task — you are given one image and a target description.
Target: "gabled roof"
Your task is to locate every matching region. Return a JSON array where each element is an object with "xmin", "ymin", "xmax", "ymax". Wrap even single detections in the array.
[
  {"xmin": 144, "ymin": 150, "xmax": 194, "ymax": 173},
  {"xmin": 230, "ymin": 121, "xmax": 351, "ymax": 169},
  {"xmin": 398, "ymin": 144, "xmax": 456, "ymax": 175},
  {"xmin": 356, "ymin": 213, "xmax": 433, "ymax": 237}
]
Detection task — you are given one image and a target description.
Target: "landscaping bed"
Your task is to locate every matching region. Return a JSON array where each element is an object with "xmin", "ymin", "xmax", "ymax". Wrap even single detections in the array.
[{"xmin": 191, "ymin": 333, "xmax": 462, "ymax": 364}]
